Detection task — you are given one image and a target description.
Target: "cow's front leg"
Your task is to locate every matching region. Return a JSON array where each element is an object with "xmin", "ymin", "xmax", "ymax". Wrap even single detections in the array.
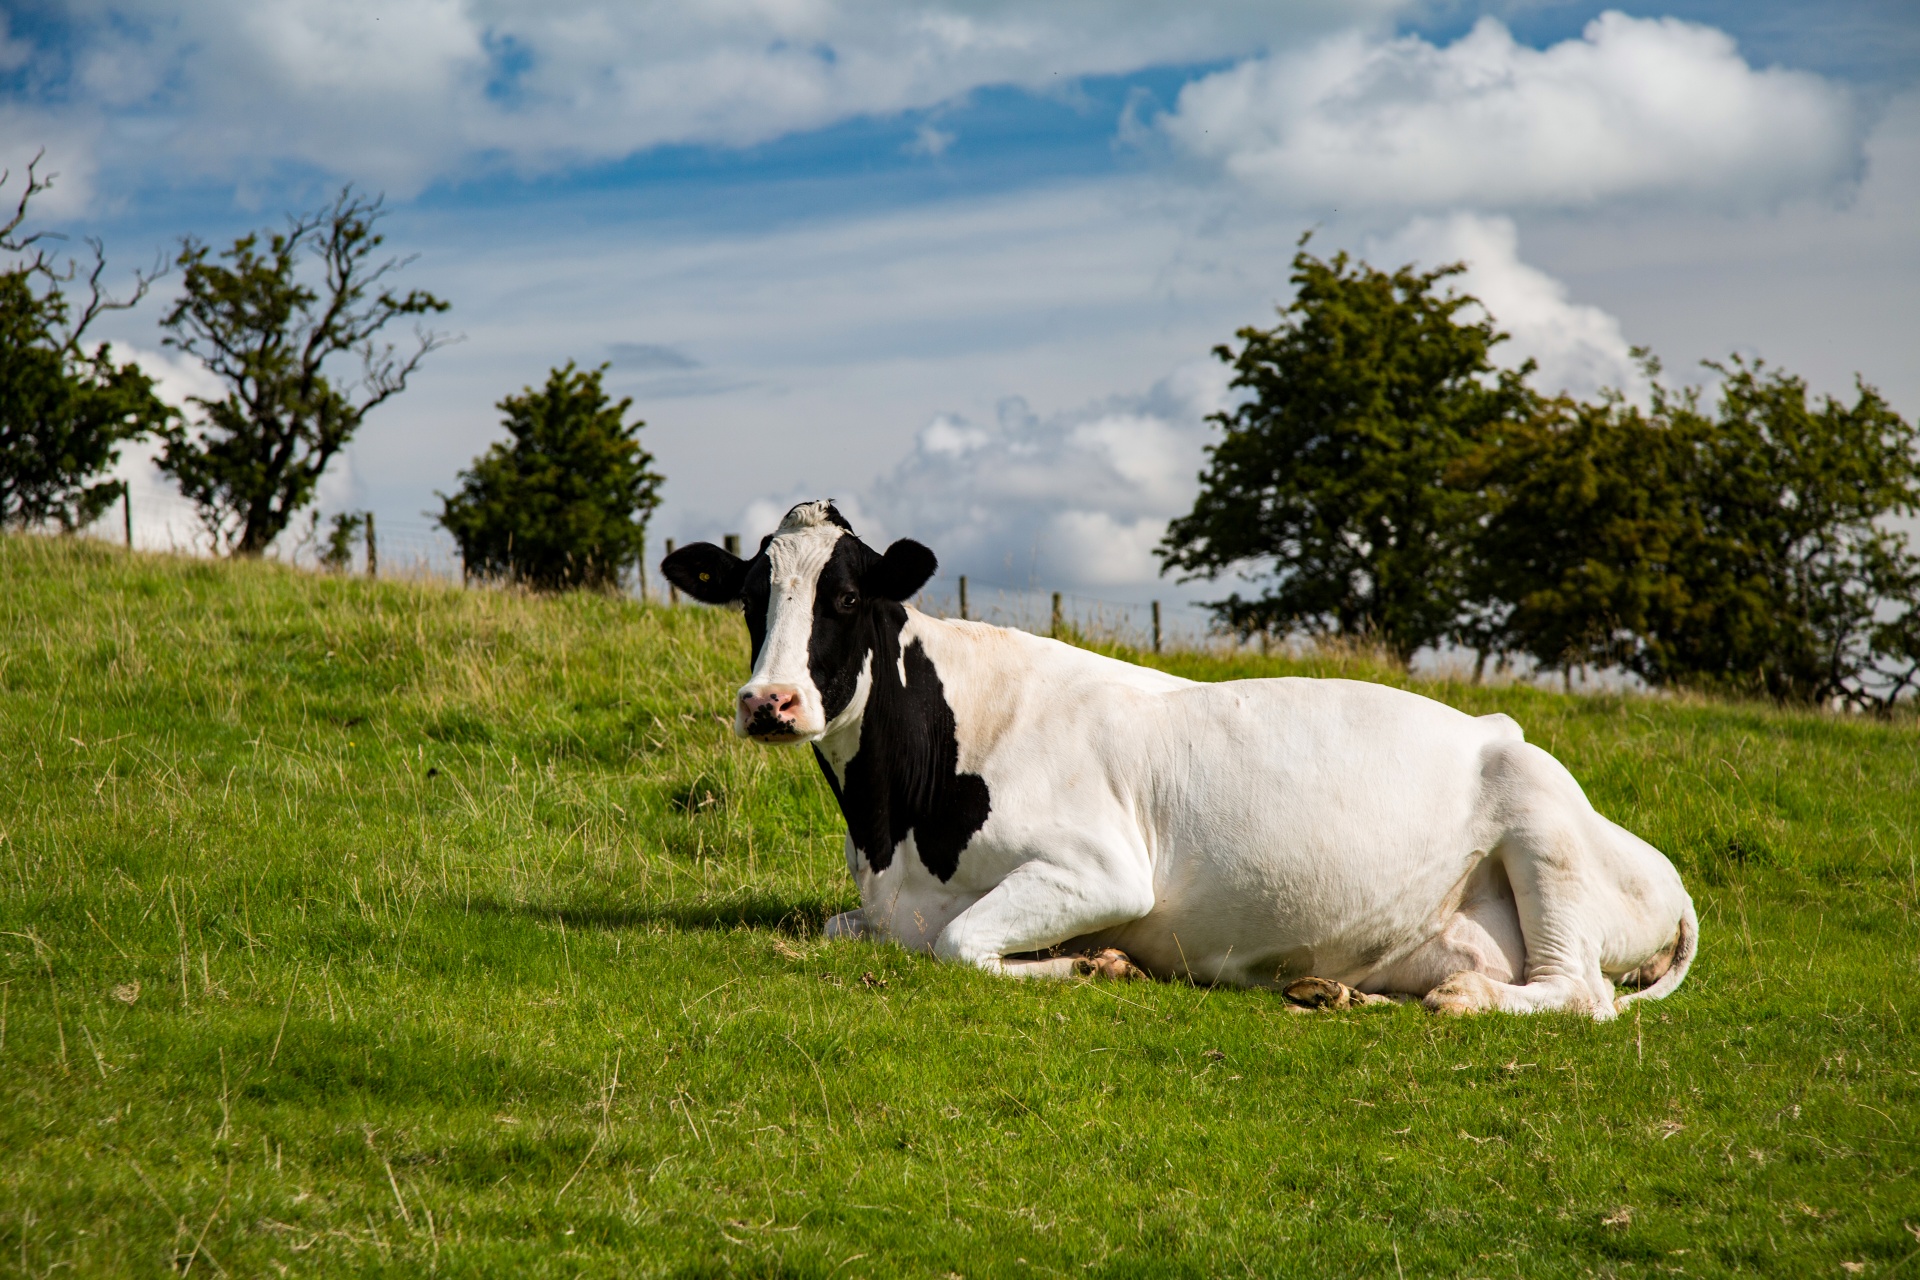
[
  {"xmin": 932, "ymin": 855, "xmax": 1155, "ymax": 980},
  {"xmin": 823, "ymin": 910, "xmax": 870, "ymax": 941}
]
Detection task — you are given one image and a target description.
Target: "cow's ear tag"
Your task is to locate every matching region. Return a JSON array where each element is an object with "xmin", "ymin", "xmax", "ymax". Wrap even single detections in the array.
[{"xmin": 699, "ymin": 572, "xmax": 711, "ymax": 581}]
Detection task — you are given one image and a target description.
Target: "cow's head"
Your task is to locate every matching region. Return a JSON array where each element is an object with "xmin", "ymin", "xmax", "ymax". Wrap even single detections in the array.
[{"xmin": 660, "ymin": 501, "xmax": 936, "ymax": 743}]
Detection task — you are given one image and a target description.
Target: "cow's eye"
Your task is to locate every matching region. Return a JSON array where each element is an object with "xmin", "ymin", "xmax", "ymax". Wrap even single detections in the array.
[{"xmin": 836, "ymin": 589, "xmax": 859, "ymax": 614}]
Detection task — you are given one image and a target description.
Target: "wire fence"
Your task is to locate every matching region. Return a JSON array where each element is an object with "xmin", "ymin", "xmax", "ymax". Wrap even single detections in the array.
[
  {"xmin": 911, "ymin": 576, "xmax": 1221, "ymax": 653},
  {"xmin": 53, "ymin": 502, "xmax": 1663, "ymax": 688},
  {"xmin": 70, "ymin": 493, "xmax": 1229, "ymax": 651}
]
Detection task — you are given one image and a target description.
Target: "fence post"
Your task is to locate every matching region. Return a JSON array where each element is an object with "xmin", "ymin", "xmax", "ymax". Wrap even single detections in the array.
[
  {"xmin": 1152, "ymin": 600, "xmax": 1162, "ymax": 654},
  {"xmin": 724, "ymin": 533, "xmax": 741, "ymax": 557},
  {"xmin": 1051, "ymin": 592, "xmax": 1063, "ymax": 637},
  {"xmin": 958, "ymin": 576, "xmax": 968, "ymax": 621},
  {"xmin": 665, "ymin": 539, "xmax": 680, "ymax": 605},
  {"xmin": 637, "ymin": 531, "xmax": 648, "ymax": 604},
  {"xmin": 364, "ymin": 511, "xmax": 378, "ymax": 579},
  {"xmin": 122, "ymin": 486, "xmax": 132, "ymax": 549}
]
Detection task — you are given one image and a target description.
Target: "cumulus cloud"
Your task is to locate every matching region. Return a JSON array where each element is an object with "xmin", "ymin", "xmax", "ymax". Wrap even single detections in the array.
[
  {"xmin": 1367, "ymin": 212, "xmax": 1641, "ymax": 398},
  {"xmin": 8, "ymin": 0, "xmax": 1395, "ymax": 199},
  {"xmin": 821, "ymin": 216, "xmax": 1648, "ymax": 594},
  {"xmin": 852, "ymin": 359, "xmax": 1232, "ymax": 591},
  {"xmin": 1163, "ymin": 13, "xmax": 1862, "ymax": 210}
]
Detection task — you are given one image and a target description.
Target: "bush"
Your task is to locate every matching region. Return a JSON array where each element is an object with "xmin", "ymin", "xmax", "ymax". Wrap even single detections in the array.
[
  {"xmin": 1467, "ymin": 358, "xmax": 1920, "ymax": 709},
  {"xmin": 437, "ymin": 361, "xmax": 663, "ymax": 591}
]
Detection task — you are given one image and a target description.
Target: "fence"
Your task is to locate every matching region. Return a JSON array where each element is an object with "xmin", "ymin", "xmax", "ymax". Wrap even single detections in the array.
[
  {"xmin": 911, "ymin": 575, "xmax": 1219, "ymax": 653},
  {"xmin": 69, "ymin": 499, "xmax": 1224, "ymax": 651},
  {"xmin": 56, "ymin": 507, "xmax": 1660, "ymax": 688},
  {"xmin": 76, "ymin": 487, "xmax": 467, "ymax": 580}
]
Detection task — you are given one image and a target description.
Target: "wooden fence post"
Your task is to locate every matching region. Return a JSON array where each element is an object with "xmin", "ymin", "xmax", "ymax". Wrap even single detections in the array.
[
  {"xmin": 665, "ymin": 539, "xmax": 679, "ymax": 605},
  {"xmin": 724, "ymin": 534, "xmax": 740, "ymax": 557},
  {"xmin": 958, "ymin": 576, "xmax": 968, "ymax": 621},
  {"xmin": 365, "ymin": 512, "xmax": 377, "ymax": 579},
  {"xmin": 122, "ymin": 486, "xmax": 132, "ymax": 549},
  {"xmin": 1152, "ymin": 600, "xmax": 1162, "ymax": 654},
  {"xmin": 1051, "ymin": 592, "xmax": 1063, "ymax": 637}
]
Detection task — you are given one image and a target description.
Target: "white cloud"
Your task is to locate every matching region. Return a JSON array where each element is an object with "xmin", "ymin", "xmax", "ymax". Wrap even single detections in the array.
[
  {"xmin": 14, "ymin": 0, "xmax": 1399, "ymax": 198},
  {"xmin": 1163, "ymin": 13, "xmax": 1862, "ymax": 210},
  {"xmin": 1367, "ymin": 212, "xmax": 1641, "ymax": 398},
  {"xmin": 906, "ymin": 123, "xmax": 956, "ymax": 157},
  {"xmin": 859, "ymin": 359, "xmax": 1232, "ymax": 590},
  {"xmin": 0, "ymin": 110, "xmax": 102, "ymax": 219}
]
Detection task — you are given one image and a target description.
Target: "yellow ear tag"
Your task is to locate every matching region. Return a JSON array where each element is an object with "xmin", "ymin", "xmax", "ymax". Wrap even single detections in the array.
[{"xmin": 699, "ymin": 572, "xmax": 710, "ymax": 581}]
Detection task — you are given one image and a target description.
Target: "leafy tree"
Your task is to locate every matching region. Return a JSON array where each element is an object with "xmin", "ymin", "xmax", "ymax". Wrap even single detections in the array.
[
  {"xmin": 437, "ymin": 362, "xmax": 664, "ymax": 591},
  {"xmin": 0, "ymin": 155, "xmax": 172, "ymax": 530},
  {"xmin": 1160, "ymin": 240, "xmax": 1534, "ymax": 663},
  {"xmin": 1455, "ymin": 367, "xmax": 1700, "ymax": 679},
  {"xmin": 1469, "ymin": 358, "xmax": 1920, "ymax": 708},
  {"xmin": 157, "ymin": 188, "xmax": 449, "ymax": 555}
]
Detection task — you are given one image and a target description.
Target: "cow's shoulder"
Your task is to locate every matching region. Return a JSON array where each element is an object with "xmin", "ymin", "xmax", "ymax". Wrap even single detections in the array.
[
  {"xmin": 823, "ymin": 611, "xmax": 992, "ymax": 882},
  {"xmin": 903, "ymin": 613, "xmax": 1189, "ymax": 765}
]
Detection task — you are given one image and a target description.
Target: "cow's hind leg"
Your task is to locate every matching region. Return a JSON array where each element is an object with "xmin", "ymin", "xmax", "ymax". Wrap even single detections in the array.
[{"xmin": 1425, "ymin": 769, "xmax": 1621, "ymax": 1019}]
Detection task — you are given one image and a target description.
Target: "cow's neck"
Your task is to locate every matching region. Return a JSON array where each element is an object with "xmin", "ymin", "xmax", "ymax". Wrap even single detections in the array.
[{"xmin": 810, "ymin": 608, "xmax": 992, "ymax": 883}]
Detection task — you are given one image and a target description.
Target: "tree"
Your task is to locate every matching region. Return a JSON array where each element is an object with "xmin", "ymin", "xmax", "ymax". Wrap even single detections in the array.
[
  {"xmin": 157, "ymin": 188, "xmax": 449, "ymax": 555},
  {"xmin": 0, "ymin": 155, "xmax": 172, "ymax": 530},
  {"xmin": 437, "ymin": 362, "xmax": 664, "ymax": 591},
  {"xmin": 1455, "ymin": 365, "xmax": 1701, "ymax": 680},
  {"xmin": 1468, "ymin": 358, "xmax": 1920, "ymax": 709},
  {"xmin": 1159, "ymin": 239, "xmax": 1535, "ymax": 662}
]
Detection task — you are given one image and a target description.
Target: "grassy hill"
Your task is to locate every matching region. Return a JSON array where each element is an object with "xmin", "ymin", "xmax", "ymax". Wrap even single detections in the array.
[{"xmin": 1, "ymin": 533, "xmax": 1916, "ymax": 1278}]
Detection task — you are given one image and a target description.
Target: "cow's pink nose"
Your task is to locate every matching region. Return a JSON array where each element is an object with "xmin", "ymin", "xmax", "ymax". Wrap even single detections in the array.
[{"xmin": 739, "ymin": 687, "xmax": 803, "ymax": 736}]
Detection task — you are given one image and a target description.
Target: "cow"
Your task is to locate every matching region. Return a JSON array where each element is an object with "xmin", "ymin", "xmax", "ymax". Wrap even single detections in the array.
[{"xmin": 661, "ymin": 500, "xmax": 1697, "ymax": 1019}]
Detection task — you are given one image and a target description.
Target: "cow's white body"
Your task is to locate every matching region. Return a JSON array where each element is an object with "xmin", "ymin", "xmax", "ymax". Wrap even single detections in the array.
[{"xmin": 817, "ymin": 611, "xmax": 1694, "ymax": 1019}]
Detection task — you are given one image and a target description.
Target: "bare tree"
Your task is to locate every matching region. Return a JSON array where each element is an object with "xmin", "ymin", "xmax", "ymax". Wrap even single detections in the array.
[
  {"xmin": 157, "ymin": 187, "xmax": 451, "ymax": 555},
  {"xmin": 1, "ymin": 152, "xmax": 172, "ymax": 530}
]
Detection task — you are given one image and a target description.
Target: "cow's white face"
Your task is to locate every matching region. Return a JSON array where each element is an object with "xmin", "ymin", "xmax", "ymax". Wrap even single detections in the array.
[
  {"xmin": 660, "ymin": 500, "xmax": 937, "ymax": 745},
  {"xmin": 736, "ymin": 518, "xmax": 844, "ymax": 740}
]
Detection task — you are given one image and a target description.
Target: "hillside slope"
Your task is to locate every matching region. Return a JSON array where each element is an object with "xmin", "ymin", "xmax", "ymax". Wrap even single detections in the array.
[{"xmin": 2, "ymin": 534, "xmax": 1915, "ymax": 1277}]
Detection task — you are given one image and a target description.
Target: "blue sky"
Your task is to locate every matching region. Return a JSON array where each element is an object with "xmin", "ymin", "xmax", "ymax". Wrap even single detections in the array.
[{"xmin": 5, "ymin": 0, "xmax": 1917, "ymax": 615}]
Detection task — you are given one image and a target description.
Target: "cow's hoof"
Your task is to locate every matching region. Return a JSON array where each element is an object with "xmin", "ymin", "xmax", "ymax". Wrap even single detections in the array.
[
  {"xmin": 1284, "ymin": 976, "xmax": 1392, "ymax": 1010},
  {"xmin": 1075, "ymin": 948, "xmax": 1145, "ymax": 981},
  {"xmin": 1423, "ymin": 971, "xmax": 1491, "ymax": 1015}
]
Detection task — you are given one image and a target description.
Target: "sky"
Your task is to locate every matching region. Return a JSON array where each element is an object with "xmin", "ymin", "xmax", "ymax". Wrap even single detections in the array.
[{"xmin": 5, "ymin": 0, "xmax": 1918, "ymax": 626}]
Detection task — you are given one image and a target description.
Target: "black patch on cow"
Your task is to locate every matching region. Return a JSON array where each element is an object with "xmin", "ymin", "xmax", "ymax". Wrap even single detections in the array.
[
  {"xmin": 805, "ymin": 536, "xmax": 880, "ymax": 721},
  {"xmin": 763, "ymin": 530, "xmax": 985, "ymax": 883},
  {"xmin": 814, "ymin": 629, "xmax": 990, "ymax": 882}
]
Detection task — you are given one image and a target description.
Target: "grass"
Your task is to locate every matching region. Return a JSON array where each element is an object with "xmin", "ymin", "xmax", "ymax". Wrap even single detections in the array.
[{"xmin": 1, "ymin": 532, "xmax": 1916, "ymax": 1278}]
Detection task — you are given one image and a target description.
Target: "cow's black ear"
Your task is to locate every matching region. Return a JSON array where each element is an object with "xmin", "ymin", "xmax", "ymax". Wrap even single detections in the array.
[
  {"xmin": 864, "ymin": 539, "xmax": 937, "ymax": 601},
  {"xmin": 662, "ymin": 542, "xmax": 747, "ymax": 604}
]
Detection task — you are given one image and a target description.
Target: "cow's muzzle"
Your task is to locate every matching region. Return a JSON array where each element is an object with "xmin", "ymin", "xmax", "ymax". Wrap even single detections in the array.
[{"xmin": 737, "ymin": 686, "xmax": 809, "ymax": 742}]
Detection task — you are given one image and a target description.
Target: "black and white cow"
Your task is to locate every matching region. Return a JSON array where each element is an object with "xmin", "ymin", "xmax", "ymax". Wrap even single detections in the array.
[{"xmin": 661, "ymin": 500, "xmax": 1697, "ymax": 1019}]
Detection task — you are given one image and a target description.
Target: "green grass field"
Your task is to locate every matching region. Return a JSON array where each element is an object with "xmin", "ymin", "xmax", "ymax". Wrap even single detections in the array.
[{"xmin": 2, "ymin": 533, "xmax": 1916, "ymax": 1278}]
